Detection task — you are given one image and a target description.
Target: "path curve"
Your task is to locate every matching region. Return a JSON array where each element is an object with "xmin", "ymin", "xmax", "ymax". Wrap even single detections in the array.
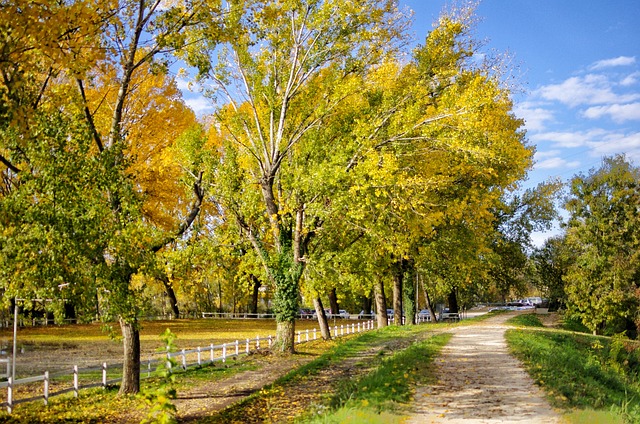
[{"xmin": 406, "ymin": 312, "xmax": 560, "ymax": 424}]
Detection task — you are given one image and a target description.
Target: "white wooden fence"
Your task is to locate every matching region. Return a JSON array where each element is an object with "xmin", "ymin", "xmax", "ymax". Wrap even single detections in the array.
[{"xmin": 0, "ymin": 320, "xmax": 376, "ymax": 413}]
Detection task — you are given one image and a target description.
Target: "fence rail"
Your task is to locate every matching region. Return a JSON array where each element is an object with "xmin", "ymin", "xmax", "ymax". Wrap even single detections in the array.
[{"xmin": 0, "ymin": 320, "xmax": 376, "ymax": 413}]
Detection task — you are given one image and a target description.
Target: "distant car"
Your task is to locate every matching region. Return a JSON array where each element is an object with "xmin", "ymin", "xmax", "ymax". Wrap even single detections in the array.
[
  {"xmin": 358, "ymin": 310, "xmax": 374, "ymax": 319},
  {"xmin": 299, "ymin": 308, "xmax": 314, "ymax": 319},
  {"xmin": 418, "ymin": 309, "xmax": 431, "ymax": 321},
  {"xmin": 338, "ymin": 309, "xmax": 350, "ymax": 319}
]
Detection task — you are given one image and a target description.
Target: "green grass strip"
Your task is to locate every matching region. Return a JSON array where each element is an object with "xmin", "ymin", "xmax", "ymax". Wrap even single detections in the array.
[
  {"xmin": 506, "ymin": 328, "xmax": 640, "ymax": 423},
  {"xmin": 305, "ymin": 332, "xmax": 451, "ymax": 423}
]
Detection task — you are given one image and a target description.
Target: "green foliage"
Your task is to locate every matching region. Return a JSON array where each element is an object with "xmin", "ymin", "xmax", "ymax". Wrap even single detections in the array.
[
  {"xmin": 563, "ymin": 155, "xmax": 640, "ymax": 337},
  {"xmin": 138, "ymin": 329, "xmax": 179, "ymax": 424},
  {"xmin": 507, "ymin": 313, "xmax": 544, "ymax": 328},
  {"xmin": 506, "ymin": 328, "xmax": 640, "ymax": 414}
]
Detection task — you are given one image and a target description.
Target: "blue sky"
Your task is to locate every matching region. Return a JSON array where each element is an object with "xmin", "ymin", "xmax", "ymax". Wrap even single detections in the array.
[{"xmin": 179, "ymin": 1, "xmax": 640, "ymax": 246}]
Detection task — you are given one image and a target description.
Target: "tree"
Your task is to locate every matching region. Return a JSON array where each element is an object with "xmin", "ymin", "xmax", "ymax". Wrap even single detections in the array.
[
  {"xmin": 530, "ymin": 235, "xmax": 572, "ymax": 311},
  {"xmin": 185, "ymin": 0, "xmax": 410, "ymax": 352},
  {"xmin": 1, "ymin": 0, "xmax": 218, "ymax": 394},
  {"xmin": 563, "ymin": 155, "xmax": 640, "ymax": 337}
]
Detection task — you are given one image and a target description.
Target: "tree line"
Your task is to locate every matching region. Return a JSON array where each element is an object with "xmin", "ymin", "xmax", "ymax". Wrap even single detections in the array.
[{"xmin": 4, "ymin": 0, "xmax": 633, "ymax": 396}]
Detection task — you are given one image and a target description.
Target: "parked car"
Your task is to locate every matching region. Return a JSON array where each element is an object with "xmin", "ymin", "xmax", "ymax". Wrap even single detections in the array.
[
  {"xmin": 417, "ymin": 309, "xmax": 431, "ymax": 321},
  {"xmin": 299, "ymin": 308, "xmax": 314, "ymax": 319},
  {"xmin": 358, "ymin": 310, "xmax": 374, "ymax": 319}
]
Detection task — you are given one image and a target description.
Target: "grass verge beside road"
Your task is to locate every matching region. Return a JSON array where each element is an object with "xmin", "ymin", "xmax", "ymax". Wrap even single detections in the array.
[{"xmin": 506, "ymin": 313, "xmax": 640, "ymax": 424}]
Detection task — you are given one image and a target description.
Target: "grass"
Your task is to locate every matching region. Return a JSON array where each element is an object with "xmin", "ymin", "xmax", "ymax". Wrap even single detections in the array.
[
  {"xmin": 305, "ymin": 333, "xmax": 451, "ymax": 423},
  {"xmin": 505, "ymin": 314, "xmax": 640, "ymax": 423},
  {"xmin": 203, "ymin": 324, "xmax": 450, "ymax": 424}
]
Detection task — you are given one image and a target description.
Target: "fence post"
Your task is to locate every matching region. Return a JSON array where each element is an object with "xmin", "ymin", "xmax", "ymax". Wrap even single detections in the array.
[
  {"xmin": 102, "ymin": 362, "xmax": 107, "ymax": 388},
  {"xmin": 73, "ymin": 365, "xmax": 78, "ymax": 398},
  {"xmin": 268, "ymin": 335, "xmax": 272, "ymax": 348},
  {"xmin": 197, "ymin": 347, "xmax": 202, "ymax": 366},
  {"xmin": 340, "ymin": 325, "xmax": 344, "ymax": 336},
  {"xmin": 210, "ymin": 344, "xmax": 214, "ymax": 363},
  {"xmin": 44, "ymin": 371, "xmax": 49, "ymax": 406},
  {"xmin": 351, "ymin": 323, "xmax": 355, "ymax": 334},
  {"xmin": 256, "ymin": 336, "xmax": 260, "ymax": 350},
  {"xmin": 147, "ymin": 357, "xmax": 152, "ymax": 378},
  {"xmin": 235, "ymin": 340, "xmax": 239, "ymax": 356},
  {"xmin": 181, "ymin": 349, "xmax": 187, "ymax": 370},
  {"xmin": 246, "ymin": 338, "xmax": 250, "ymax": 353},
  {"xmin": 333, "ymin": 326, "xmax": 338, "ymax": 337},
  {"xmin": 297, "ymin": 331, "xmax": 301, "ymax": 344},
  {"xmin": 222, "ymin": 343, "xmax": 227, "ymax": 363},
  {"xmin": 7, "ymin": 376, "xmax": 12, "ymax": 414},
  {"xmin": 306, "ymin": 329, "xmax": 309, "ymax": 342},
  {"xmin": 313, "ymin": 328, "xmax": 317, "ymax": 340}
]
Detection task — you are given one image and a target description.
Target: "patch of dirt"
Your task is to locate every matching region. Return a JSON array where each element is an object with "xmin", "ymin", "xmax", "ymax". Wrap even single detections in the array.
[
  {"xmin": 171, "ymin": 332, "xmax": 429, "ymax": 423},
  {"xmin": 405, "ymin": 313, "xmax": 561, "ymax": 423}
]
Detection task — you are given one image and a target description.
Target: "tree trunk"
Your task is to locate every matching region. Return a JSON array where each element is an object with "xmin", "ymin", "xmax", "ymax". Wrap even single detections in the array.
[
  {"xmin": 420, "ymin": 274, "xmax": 438, "ymax": 323},
  {"xmin": 403, "ymin": 262, "xmax": 416, "ymax": 325},
  {"xmin": 328, "ymin": 288, "xmax": 339, "ymax": 315},
  {"xmin": 313, "ymin": 297, "xmax": 331, "ymax": 340},
  {"xmin": 374, "ymin": 279, "xmax": 387, "ymax": 328},
  {"xmin": 448, "ymin": 287, "xmax": 459, "ymax": 313},
  {"xmin": 361, "ymin": 293, "xmax": 372, "ymax": 316},
  {"xmin": 274, "ymin": 320, "xmax": 295, "ymax": 353},
  {"xmin": 392, "ymin": 265, "xmax": 403, "ymax": 325},
  {"xmin": 160, "ymin": 275, "xmax": 179, "ymax": 319},
  {"xmin": 250, "ymin": 274, "xmax": 261, "ymax": 316},
  {"xmin": 118, "ymin": 317, "xmax": 140, "ymax": 395}
]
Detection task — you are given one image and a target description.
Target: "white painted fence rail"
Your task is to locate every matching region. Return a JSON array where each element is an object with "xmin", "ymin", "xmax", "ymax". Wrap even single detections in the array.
[{"xmin": 0, "ymin": 320, "xmax": 376, "ymax": 413}]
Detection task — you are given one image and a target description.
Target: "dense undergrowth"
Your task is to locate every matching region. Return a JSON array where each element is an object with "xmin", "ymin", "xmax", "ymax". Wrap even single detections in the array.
[{"xmin": 506, "ymin": 313, "xmax": 640, "ymax": 424}]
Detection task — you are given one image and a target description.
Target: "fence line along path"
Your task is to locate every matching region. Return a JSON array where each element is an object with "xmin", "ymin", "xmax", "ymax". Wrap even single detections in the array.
[{"xmin": 1, "ymin": 320, "xmax": 376, "ymax": 414}]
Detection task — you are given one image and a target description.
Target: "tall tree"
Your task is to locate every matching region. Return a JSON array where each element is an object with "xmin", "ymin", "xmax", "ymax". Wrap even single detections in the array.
[
  {"xmin": 185, "ymin": 0, "xmax": 410, "ymax": 352},
  {"xmin": 563, "ymin": 155, "xmax": 640, "ymax": 337}
]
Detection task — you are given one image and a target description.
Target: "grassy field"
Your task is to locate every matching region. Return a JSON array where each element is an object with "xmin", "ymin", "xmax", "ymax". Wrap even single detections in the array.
[
  {"xmin": 0, "ymin": 317, "xmax": 358, "ymax": 378},
  {"xmin": 506, "ymin": 313, "xmax": 640, "ymax": 424}
]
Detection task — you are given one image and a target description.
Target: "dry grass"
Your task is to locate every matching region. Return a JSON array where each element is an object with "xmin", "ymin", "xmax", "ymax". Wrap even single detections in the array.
[{"xmin": 0, "ymin": 318, "xmax": 358, "ymax": 377}]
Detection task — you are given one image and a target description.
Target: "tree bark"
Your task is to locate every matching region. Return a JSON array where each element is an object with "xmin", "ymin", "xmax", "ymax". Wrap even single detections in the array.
[
  {"xmin": 361, "ymin": 293, "xmax": 372, "ymax": 316},
  {"xmin": 392, "ymin": 265, "xmax": 403, "ymax": 325},
  {"xmin": 274, "ymin": 320, "xmax": 295, "ymax": 353},
  {"xmin": 403, "ymin": 263, "xmax": 416, "ymax": 325},
  {"xmin": 118, "ymin": 317, "xmax": 140, "ymax": 395},
  {"xmin": 313, "ymin": 297, "xmax": 331, "ymax": 340},
  {"xmin": 328, "ymin": 288, "xmax": 339, "ymax": 315},
  {"xmin": 374, "ymin": 279, "xmax": 388, "ymax": 328},
  {"xmin": 448, "ymin": 287, "xmax": 459, "ymax": 313},
  {"xmin": 159, "ymin": 275, "xmax": 179, "ymax": 319},
  {"xmin": 420, "ymin": 274, "xmax": 438, "ymax": 323},
  {"xmin": 250, "ymin": 274, "xmax": 261, "ymax": 316}
]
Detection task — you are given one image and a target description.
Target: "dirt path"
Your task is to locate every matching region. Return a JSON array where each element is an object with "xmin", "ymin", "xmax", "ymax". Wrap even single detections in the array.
[{"xmin": 406, "ymin": 313, "xmax": 560, "ymax": 423}]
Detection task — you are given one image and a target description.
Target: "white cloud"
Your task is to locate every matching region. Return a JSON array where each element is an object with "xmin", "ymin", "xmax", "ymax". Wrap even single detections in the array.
[
  {"xmin": 534, "ymin": 156, "xmax": 581, "ymax": 170},
  {"xmin": 530, "ymin": 129, "xmax": 610, "ymax": 148},
  {"xmin": 589, "ymin": 56, "xmax": 636, "ymax": 70},
  {"xmin": 620, "ymin": 71, "xmax": 640, "ymax": 87},
  {"xmin": 176, "ymin": 77, "xmax": 192, "ymax": 91},
  {"xmin": 184, "ymin": 96, "xmax": 214, "ymax": 115},
  {"xmin": 589, "ymin": 131, "xmax": 640, "ymax": 160},
  {"xmin": 514, "ymin": 102, "xmax": 554, "ymax": 132},
  {"xmin": 582, "ymin": 102, "xmax": 640, "ymax": 123},
  {"xmin": 536, "ymin": 74, "xmax": 640, "ymax": 107}
]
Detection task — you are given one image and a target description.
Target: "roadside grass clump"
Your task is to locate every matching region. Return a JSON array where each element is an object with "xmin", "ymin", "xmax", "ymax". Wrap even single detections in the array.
[
  {"xmin": 507, "ymin": 313, "xmax": 544, "ymax": 328},
  {"xmin": 506, "ymin": 327, "xmax": 640, "ymax": 423}
]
